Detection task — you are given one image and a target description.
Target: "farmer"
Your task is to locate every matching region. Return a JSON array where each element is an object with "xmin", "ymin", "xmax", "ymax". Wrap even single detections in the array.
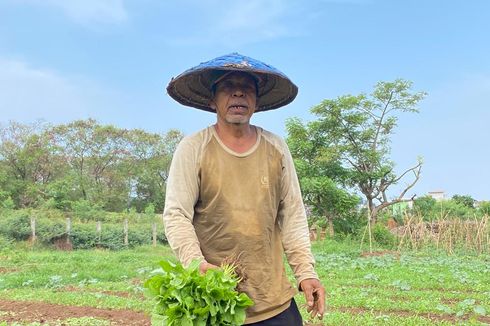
[{"xmin": 163, "ymin": 53, "xmax": 325, "ymax": 325}]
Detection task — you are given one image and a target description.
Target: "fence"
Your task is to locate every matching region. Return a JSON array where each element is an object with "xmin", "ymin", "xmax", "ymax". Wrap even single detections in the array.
[{"xmin": 26, "ymin": 217, "xmax": 163, "ymax": 249}]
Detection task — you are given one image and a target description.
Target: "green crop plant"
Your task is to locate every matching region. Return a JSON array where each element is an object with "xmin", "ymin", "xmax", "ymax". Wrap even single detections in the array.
[{"xmin": 144, "ymin": 259, "xmax": 253, "ymax": 326}]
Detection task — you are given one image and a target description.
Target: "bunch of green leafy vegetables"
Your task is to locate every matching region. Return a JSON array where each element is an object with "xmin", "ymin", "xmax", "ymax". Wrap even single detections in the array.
[{"xmin": 144, "ymin": 259, "xmax": 253, "ymax": 326}]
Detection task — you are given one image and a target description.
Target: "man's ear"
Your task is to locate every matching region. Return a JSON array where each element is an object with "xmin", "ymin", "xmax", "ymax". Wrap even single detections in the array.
[{"xmin": 209, "ymin": 100, "xmax": 217, "ymax": 111}]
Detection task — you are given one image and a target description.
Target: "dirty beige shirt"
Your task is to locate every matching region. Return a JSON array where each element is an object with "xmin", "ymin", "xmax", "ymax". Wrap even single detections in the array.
[{"xmin": 163, "ymin": 126, "xmax": 318, "ymax": 324}]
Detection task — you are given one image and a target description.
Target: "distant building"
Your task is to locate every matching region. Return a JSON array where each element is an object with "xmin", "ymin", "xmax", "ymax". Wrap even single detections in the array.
[
  {"xmin": 391, "ymin": 199, "xmax": 414, "ymax": 219},
  {"xmin": 428, "ymin": 190, "xmax": 446, "ymax": 201}
]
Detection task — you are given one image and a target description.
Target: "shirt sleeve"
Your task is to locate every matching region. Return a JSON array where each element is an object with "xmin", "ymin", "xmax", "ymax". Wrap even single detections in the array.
[
  {"xmin": 162, "ymin": 136, "xmax": 205, "ymax": 267},
  {"xmin": 277, "ymin": 139, "xmax": 319, "ymax": 287}
]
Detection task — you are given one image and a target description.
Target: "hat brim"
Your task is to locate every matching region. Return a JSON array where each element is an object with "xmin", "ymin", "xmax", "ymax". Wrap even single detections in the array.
[{"xmin": 166, "ymin": 53, "xmax": 298, "ymax": 113}]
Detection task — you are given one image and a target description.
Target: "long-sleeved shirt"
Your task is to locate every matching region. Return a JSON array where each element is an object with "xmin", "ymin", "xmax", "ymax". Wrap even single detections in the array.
[{"xmin": 163, "ymin": 125, "xmax": 318, "ymax": 324}]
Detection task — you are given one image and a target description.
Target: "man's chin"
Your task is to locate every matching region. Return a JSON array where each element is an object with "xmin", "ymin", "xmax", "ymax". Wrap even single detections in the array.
[{"xmin": 225, "ymin": 116, "xmax": 250, "ymax": 125}]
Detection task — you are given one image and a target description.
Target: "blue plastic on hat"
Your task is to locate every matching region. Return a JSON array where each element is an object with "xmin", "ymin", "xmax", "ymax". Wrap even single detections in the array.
[{"xmin": 166, "ymin": 53, "xmax": 298, "ymax": 112}]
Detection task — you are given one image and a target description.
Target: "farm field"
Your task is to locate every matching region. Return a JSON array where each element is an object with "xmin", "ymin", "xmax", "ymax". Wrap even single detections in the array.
[{"xmin": 0, "ymin": 241, "xmax": 489, "ymax": 325}]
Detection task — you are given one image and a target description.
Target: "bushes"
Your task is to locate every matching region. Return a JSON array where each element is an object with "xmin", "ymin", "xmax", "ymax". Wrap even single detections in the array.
[
  {"xmin": 69, "ymin": 223, "xmax": 99, "ymax": 249},
  {"xmin": 36, "ymin": 219, "xmax": 66, "ymax": 243},
  {"xmin": 72, "ymin": 199, "xmax": 104, "ymax": 222},
  {"xmin": 371, "ymin": 223, "xmax": 397, "ymax": 247},
  {"xmin": 0, "ymin": 213, "xmax": 32, "ymax": 241},
  {"xmin": 0, "ymin": 214, "xmax": 167, "ymax": 250},
  {"xmin": 0, "ymin": 234, "xmax": 13, "ymax": 251}
]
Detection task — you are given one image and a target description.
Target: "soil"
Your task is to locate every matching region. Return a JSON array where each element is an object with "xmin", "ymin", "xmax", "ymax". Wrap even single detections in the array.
[
  {"xmin": 61, "ymin": 286, "xmax": 146, "ymax": 300},
  {"xmin": 53, "ymin": 236, "xmax": 73, "ymax": 251},
  {"xmin": 302, "ymin": 306, "xmax": 490, "ymax": 325},
  {"xmin": 0, "ymin": 299, "xmax": 151, "ymax": 325},
  {"xmin": 0, "ymin": 267, "xmax": 18, "ymax": 274},
  {"xmin": 2, "ymin": 296, "xmax": 488, "ymax": 325}
]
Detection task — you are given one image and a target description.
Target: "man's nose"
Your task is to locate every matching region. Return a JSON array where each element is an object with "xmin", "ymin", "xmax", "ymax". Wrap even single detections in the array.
[{"xmin": 232, "ymin": 88, "xmax": 245, "ymax": 97}]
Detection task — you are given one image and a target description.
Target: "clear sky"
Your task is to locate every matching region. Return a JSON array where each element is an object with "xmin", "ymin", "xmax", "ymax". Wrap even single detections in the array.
[{"xmin": 1, "ymin": 0, "xmax": 489, "ymax": 200}]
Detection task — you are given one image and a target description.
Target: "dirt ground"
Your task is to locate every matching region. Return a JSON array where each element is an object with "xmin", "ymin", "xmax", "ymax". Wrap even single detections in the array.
[
  {"xmin": 335, "ymin": 306, "xmax": 490, "ymax": 324},
  {"xmin": 2, "ymin": 299, "xmax": 488, "ymax": 325},
  {"xmin": 0, "ymin": 299, "xmax": 151, "ymax": 325}
]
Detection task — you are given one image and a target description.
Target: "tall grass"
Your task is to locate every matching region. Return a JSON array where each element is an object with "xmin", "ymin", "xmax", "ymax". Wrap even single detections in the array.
[{"xmin": 395, "ymin": 214, "xmax": 489, "ymax": 254}]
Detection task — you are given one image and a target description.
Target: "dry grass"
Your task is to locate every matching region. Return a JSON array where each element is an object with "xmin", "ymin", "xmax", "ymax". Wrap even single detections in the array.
[{"xmin": 394, "ymin": 214, "xmax": 489, "ymax": 254}]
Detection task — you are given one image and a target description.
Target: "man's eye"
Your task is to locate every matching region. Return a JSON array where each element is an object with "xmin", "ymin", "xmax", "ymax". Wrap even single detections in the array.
[
  {"xmin": 216, "ymin": 82, "xmax": 255, "ymax": 93},
  {"xmin": 218, "ymin": 83, "xmax": 233, "ymax": 90}
]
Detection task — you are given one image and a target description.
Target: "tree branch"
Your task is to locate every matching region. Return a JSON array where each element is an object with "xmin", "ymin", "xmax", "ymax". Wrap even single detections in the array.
[
  {"xmin": 375, "ymin": 163, "xmax": 421, "ymax": 212},
  {"xmin": 392, "ymin": 161, "xmax": 422, "ymax": 184},
  {"xmin": 372, "ymin": 90, "xmax": 393, "ymax": 153}
]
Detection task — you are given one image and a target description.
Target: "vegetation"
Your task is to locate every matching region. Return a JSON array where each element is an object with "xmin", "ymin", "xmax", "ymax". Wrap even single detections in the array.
[
  {"xmin": 0, "ymin": 241, "xmax": 488, "ymax": 325},
  {"xmin": 0, "ymin": 208, "xmax": 166, "ymax": 250},
  {"xmin": 412, "ymin": 195, "xmax": 489, "ymax": 221},
  {"xmin": 145, "ymin": 260, "xmax": 253, "ymax": 325},
  {"xmin": 287, "ymin": 79, "xmax": 426, "ymax": 227},
  {"xmin": 0, "ymin": 119, "xmax": 183, "ymax": 213},
  {"xmin": 286, "ymin": 117, "xmax": 360, "ymax": 238}
]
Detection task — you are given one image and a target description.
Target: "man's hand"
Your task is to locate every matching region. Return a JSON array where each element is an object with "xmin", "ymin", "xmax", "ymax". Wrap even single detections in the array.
[
  {"xmin": 199, "ymin": 261, "xmax": 219, "ymax": 274},
  {"xmin": 300, "ymin": 278, "xmax": 325, "ymax": 319}
]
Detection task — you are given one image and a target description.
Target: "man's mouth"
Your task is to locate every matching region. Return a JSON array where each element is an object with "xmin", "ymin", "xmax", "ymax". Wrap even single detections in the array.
[{"xmin": 228, "ymin": 105, "xmax": 248, "ymax": 110}]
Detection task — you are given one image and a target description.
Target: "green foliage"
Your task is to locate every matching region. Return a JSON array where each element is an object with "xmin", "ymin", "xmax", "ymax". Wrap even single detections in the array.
[
  {"xmin": 413, "ymin": 195, "xmax": 437, "ymax": 220},
  {"xmin": 305, "ymin": 79, "xmax": 426, "ymax": 223},
  {"xmin": 72, "ymin": 199, "xmax": 104, "ymax": 222},
  {"xmin": 412, "ymin": 196, "xmax": 482, "ymax": 221},
  {"xmin": 1, "ymin": 196, "xmax": 15, "ymax": 210},
  {"xmin": 439, "ymin": 200, "xmax": 475, "ymax": 219},
  {"xmin": 145, "ymin": 260, "xmax": 253, "ymax": 326},
  {"xmin": 0, "ymin": 213, "xmax": 31, "ymax": 241},
  {"xmin": 43, "ymin": 175, "xmax": 80, "ymax": 210},
  {"xmin": 286, "ymin": 117, "xmax": 360, "ymax": 235},
  {"xmin": 452, "ymin": 194, "xmax": 476, "ymax": 209},
  {"xmin": 0, "ymin": 242, "xmax": 489, "ymax": 325},
  {"xmin": 371, "ymin": 223, "xmax": 397, "ymax": 247},
  {"xmin": 0, "ymin": 234, "xmax": 13, "ymax": 251},
  {"xmin": 333, "ymin": 210, "xmax": 366, "ymax": 235},
  {"xmin": 0, "ymin": 211, "xmax": 166, "ymax": 250},
  {"xmin": 478, "ymin": 201, "xmax": 490, "ymax": 215},
  {"xmin": 0, "ymin": 120, "xmax": 183, "ymax": 214},
  {"xmin": 438, "ymin": 298, "xmax": 488, "ymax": 318},
  {"xmin": 35, "ymin": 219, "xmax": 66, "ymax": 243},
  {"xmin": 144, "ymin": 203, "xmax": 155, "ymax": 215},
  {"xmin": 69, "ymin": 222, "xmax": 166, "ymax": 250}
]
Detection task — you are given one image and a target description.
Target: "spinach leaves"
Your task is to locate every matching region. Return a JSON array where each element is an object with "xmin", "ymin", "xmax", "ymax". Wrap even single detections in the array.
[{"xmin": 145, "ymin": 259, "xmax": 253, "ymax": 325}]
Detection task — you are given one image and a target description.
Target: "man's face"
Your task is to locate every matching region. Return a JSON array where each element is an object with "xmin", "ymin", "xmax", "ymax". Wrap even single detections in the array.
[{"xmin": 210, "ymin": 72, "xmax": 258, "ymax": 125}]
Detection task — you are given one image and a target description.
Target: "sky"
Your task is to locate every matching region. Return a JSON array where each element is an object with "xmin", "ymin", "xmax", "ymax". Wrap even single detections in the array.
[{"xmin": 1, "ymin": 0, "xmax": 489, "ymax": 201}]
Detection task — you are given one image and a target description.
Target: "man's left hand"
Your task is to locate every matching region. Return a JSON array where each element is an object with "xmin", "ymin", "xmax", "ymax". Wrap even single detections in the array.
[{"xmin": 299, "ymin": 278, "xmax": 325, "ymax": 319}]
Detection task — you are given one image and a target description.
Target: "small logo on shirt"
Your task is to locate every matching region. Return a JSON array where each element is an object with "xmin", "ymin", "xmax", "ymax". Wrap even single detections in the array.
[{"xmin": 260, "ymin": 176, "xmax": 269, "ymax": 189}]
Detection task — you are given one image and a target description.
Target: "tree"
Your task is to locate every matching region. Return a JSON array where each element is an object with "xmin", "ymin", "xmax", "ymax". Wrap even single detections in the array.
[
  {"xmin": 413, "ymin": 195, "xmax": 437, "ymax": 220},
  {"xmin": 0, "ymin": 121, "xmax": 61, "ymax": 208},
  {"xmin": 310, "ymin": 79, "xmax": 426, "ymax": 225},
  {"xmin": 0, "ymin": 119, "xmax": 184, "ymax": 213},
  {"xmin": 478, "ymin": 201, "xmax": 490, "ymax": 216},
  {"xmin": 286, "ymin": 118, "xmax": 359, "ymax": 237},
  {"xmin": 451, "ymin": 194, "xmax": 475, "ymax": 209},
  {"xmin": 126, "ymin": 128, "xmax": 183, "ymax": 212}
]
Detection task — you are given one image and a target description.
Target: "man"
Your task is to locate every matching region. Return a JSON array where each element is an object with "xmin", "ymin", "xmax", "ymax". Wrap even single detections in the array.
[{"xmin": 163, "ymin": 53, "xmax": 325, "ymax": 325}]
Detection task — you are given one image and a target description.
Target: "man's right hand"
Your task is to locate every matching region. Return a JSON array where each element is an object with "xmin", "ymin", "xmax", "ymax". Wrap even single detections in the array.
[{"xmin": 199, "ymin": 261, "xmax": 219, "ymax": 274}]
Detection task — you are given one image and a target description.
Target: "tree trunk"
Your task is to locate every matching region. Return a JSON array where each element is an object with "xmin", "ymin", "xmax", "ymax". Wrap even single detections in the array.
[
  {"xmin": 367, "ymin": 198, "xmax": 378, "ymax": 225},
  {"xmin": 367, "ymin": 207, "xmax": 373, "ymax": 253},
  {"xmin": 326, "ymin": 213, "xmax": 334, "ymax": 238}
]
